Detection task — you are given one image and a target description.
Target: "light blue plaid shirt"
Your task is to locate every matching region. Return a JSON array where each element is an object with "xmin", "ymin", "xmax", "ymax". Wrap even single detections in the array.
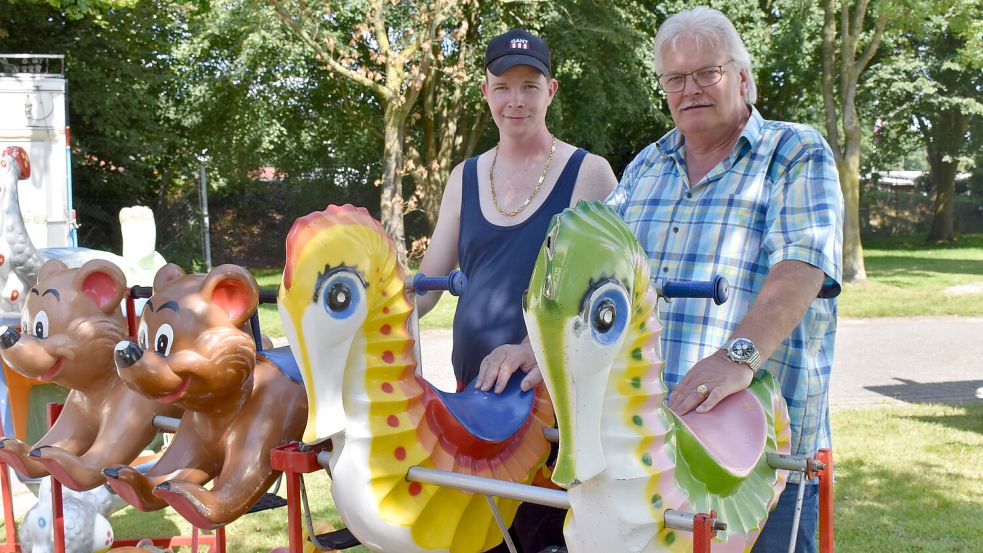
[{"xmin": 606, "ymin": 107, "xmax": 843, "ymax": 463}]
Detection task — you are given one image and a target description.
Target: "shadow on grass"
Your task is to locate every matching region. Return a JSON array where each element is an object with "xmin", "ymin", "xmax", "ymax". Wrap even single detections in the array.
[
  {"xmin": 864, "ymin": 378, "xmax": 983, "ymax": 408},
  {"xmin": 907, "ymin": 408, "xmax": 983, "ymax": 435},
  {"xmin": 836, "ymin": 460, "xmax": 982, "ymax": 551},
  {"xmin": 106, "ymin": 508, "xmax": 183, "ymax": 543},
  {"xmin": 865, "ymin": 255, "xmax": 983, "ymax": 277}
]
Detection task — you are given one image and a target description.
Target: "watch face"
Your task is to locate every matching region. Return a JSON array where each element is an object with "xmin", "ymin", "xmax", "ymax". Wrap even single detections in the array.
[{"xmin": 731, "ymin": 338, "xmax": 754, "ymax": 359}]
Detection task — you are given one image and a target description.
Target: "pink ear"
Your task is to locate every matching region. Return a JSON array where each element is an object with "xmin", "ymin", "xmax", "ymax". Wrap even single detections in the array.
[
  {"xmin": 211, "ymin": 279, "xmax": 253, "ymax": 324},
  {"xmin": 82, "ymin": 271, "xmax": 120, "ymax": 311},
  {"xmin": 75, "ymin": 260, "xmax": 126, "ymax": 313}
]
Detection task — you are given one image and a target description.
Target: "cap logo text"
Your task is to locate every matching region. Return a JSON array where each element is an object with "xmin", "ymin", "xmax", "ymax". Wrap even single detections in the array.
[{"xmin": 509, "ymin": 38, "xmax": 529, "ymax": 49}]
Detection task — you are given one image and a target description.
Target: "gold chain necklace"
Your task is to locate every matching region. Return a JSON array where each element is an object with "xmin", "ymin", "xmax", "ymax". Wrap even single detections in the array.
[{"xmin": 489, "ymin": 134, "xmax": 557, "ymax": 217}]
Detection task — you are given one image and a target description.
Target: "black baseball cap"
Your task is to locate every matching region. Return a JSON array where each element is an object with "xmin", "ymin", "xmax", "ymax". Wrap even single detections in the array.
[{"xmin": 484, "ymin": 28, "xmax": 552, "ymax": 78}]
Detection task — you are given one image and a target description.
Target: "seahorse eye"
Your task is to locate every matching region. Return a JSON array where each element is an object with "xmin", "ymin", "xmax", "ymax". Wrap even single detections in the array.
[
  {"xmin": 593, "ymin": 300, "xmax": 616, "ymax": 332},
  {"xmin": 327, "ymin": 283, "xmax": 352, "ymax": 312}
]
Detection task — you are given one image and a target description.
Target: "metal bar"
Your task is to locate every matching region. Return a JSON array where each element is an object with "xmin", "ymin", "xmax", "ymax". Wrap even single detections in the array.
[
  {"xmin": 766, "ymin": 452, "xmax": 826, "ymax": 473},
  {"xmin": 286, "ymin": 468, "xmax": 303, "ymax": 553},
  {"xmin": 664, "ymin": 509, "xmax": 727, "ymax": 533},
  {"xmin": 817, "ymin": 448, "xmax": 835, "ymax": 553},
  {"xmin": 125, "ymin": 292, "xmax": 137, "ymax": 338},
  {"xmin": 543, "ymin": 428, "xmax": 559, "ymax": 443},
  {"xmin": 405, "ymin": 466, "xmax": 570, "ymax": 510},
  {"xmin": 153, "ymin": 415, "xmax": 180, "ymax": 433},
  {"xmin": 198, "ymin": 163, "xmax": 212, "ymax": 272},
  {"xmin": 484, "ymin": 495, "xmax": 517, "ymax": 553},
  {"xmin": 215, "ymin": 526, "xmax": 226, "ymax": 553},
  {"xmin": 787, "ymin": 476, "xmax": 807, "ymax": 553},
  {"xmin": 52, "ymin": 479, "xmax": 65, "ymax": 553},
  {"xmin": 692, "ymin": 512, "xmax": 717, "ymax": 553}
]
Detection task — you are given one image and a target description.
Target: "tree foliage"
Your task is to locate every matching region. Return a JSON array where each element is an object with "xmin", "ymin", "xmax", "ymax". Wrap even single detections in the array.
[{"xmin": 1, "ymin": 0, "xmax": 979, "ymax": 269}]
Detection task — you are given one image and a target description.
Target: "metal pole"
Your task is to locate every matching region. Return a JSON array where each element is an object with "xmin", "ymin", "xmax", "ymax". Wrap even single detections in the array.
[
  {"xmin": 403, "ymin": 466, "xmax": 570, "ymax": 509},
  {"xmin": 198, "ymin": 163, "xmax": 212, "ymax": 271}
]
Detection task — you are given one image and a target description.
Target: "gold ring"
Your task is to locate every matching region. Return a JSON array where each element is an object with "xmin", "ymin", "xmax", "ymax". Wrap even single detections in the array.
[{"xmin": 696, "ymin": 384, "xmax": 710, "ymax": 397}]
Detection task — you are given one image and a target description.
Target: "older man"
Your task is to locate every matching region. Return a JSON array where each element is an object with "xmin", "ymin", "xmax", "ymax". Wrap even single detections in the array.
[{"xmin": 605, "ymin": 7, "xmax": 843, "ymax": 553}]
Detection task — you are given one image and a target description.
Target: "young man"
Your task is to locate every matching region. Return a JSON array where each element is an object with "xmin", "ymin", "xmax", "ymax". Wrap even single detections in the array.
[
  {"xmin": 416, "ymin": 28, "xmax": 617, "ymax": 553},
  {"xmin": 417, "ymin": 28, "xmax": 616, "ymax": 394}
]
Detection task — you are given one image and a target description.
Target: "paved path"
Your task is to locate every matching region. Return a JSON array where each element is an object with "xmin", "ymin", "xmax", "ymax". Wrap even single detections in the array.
[{"xmin": 416, "ymin": 317, "xmax": 983, "ymax": 409}]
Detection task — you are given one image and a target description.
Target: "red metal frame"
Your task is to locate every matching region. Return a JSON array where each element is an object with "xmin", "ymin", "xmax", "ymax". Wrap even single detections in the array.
[
  {"xmin": 43, "ymin": 403, "xmax": 226, "ymax": 553},
  {"xmin": 814, "ymin": 448, "xmax": 835, "ymax": 553},
  {"xmin": 270, "ymin": 442, "xmax": 331, "ymax": 553},
  {"xmin": 692, "ymin": 510, "xmax": 719, "ymax": 553},
  {"xmin": 125, "ymin": 291, "xmax": 138, "ymax": 338},
  {"xmin": 0, "ymin": 425, "xmax": 20, "ymax": 552}
]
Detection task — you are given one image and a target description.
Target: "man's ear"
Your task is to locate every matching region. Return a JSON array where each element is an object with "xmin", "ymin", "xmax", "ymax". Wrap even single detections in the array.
[{"xmin": 547, "ymin": 78, "xmax": 559, "ymax": 101}]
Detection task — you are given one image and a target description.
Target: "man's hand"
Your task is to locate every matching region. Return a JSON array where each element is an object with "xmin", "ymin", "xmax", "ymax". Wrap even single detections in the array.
[
  {"xmin": 475, "ymin": 340, "xmax": 542, "ymax": 393},
  {"xmin": 667, "ymin": 350, "xmax": 753, "ymax": 415}
]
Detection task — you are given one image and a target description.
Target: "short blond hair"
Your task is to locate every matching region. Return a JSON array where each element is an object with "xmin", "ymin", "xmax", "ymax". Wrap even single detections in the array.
[{"xmin": 653, "ymin": 7, "xmax": 757, "ymax": 105}]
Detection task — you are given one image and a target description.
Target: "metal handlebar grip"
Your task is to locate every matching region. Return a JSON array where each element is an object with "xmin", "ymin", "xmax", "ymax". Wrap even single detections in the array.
[
  {"xmin": 409, "ymin": 270, "xmax": 468, "ymax": 297},
  {"xmin": 659, "ymin": 275, "xmax": 729, "ymax": 305},
  {"xmin": 128, "ymin": 285, "xmax": 154, "ymax": 299}
]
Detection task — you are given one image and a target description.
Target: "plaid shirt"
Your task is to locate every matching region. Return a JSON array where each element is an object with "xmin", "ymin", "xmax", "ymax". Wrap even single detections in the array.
[{"xmin": 606, "ymin": 107, "xmax": 843, "ymax": 465}]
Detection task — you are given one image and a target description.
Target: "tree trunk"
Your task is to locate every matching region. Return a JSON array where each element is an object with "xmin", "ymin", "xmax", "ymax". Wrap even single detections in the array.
[
  {"xmin": 380, "ymin": 103, "xmax": 408, "ymax": 265},
  {"xmin": 839, "ymin": 91, "xmax": 867, "ymax": 282},
  {"xmin": 925, "ymin": 109, "xmax": 966, "ymax": 242},
  {"xmin": 926, "ymin": 144, "xmax": 957, "ymax": 242}
]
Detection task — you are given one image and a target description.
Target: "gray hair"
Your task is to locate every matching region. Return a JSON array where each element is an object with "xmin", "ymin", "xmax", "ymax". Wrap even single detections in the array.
[{"xmin": 653, "ymin": 7, "xmax": 757, "ymax": 105}]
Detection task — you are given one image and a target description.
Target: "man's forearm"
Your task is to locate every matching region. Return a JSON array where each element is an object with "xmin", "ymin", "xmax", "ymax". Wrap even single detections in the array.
[{"xmin": 728, "ymin": 260, "xmax": 825, "ymax": 362}]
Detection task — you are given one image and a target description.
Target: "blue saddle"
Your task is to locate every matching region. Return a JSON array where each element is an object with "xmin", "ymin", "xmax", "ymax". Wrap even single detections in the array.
[
  {"xmin": 429, "ymin": 371, "xmax": 535, "ymax": 443},
  {"xmin": 260, "ymin": 346, "xmax": 304, "ymax": 385}
]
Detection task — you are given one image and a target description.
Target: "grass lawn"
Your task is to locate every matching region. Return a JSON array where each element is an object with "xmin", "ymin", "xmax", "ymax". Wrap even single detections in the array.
[
  {"xmin": 831, "ymin": 403, "xmax": 983, "ymax": 551},
  {"xmin": 839, "ymin": 234, "xmax": 983, "ymax": 318},
  {"xmin": 4, "ymin": 403, "xmax": 976, "ymax": 550}
]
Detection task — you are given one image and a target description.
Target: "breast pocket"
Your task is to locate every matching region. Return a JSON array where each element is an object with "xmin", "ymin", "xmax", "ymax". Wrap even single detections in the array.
[{"xmin": 699, "ymin": 194, "xmax": 766, "ymax": 261}]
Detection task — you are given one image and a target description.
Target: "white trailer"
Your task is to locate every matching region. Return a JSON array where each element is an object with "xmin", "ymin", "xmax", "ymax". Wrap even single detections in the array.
[{"xmin": 0, "ymin": 54, "xmax": 74, "ymax": 249}]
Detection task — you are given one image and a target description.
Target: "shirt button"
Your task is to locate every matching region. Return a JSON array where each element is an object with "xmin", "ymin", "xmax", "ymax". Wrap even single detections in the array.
[
  {"xmin": 685, "ymin": 192, "xmax": 692, "ymax": 199},
  {"xmin": 662, "ymin": 267, "xmax": 669, "ymax": 273},
  {"xmin": 672, "ymin": 227, "xmax": 679, "ymax": 233}
]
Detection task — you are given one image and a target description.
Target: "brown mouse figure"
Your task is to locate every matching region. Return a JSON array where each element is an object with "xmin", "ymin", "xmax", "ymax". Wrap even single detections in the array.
[
  {"xmin": 0, "ymin": 258, "xmax": 181, "ymax": 490},
  {"xmin": 103, "ymin": 263, "xmax": 307, "ymax": 529}
]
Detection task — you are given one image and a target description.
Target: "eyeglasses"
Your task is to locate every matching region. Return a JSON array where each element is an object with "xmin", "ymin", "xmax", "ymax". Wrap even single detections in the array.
[{"xmin": 657, "ymin": 60, "xmax": 734, "ymax": 93}]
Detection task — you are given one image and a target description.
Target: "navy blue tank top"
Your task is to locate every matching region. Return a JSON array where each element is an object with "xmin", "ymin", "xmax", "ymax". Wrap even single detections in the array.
[{"xmin": 452, "ymin": 148, "xmax": 587, "ymax": 387}]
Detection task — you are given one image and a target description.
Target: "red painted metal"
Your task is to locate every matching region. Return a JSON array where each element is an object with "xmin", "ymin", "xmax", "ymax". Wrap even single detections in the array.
[
  {"xmin": 692, "ymin": 510, "xmax": 718, "ymax": 553},
  {"xmin": 125, "ymin": 292, "xmax": 138, "ymax": 338},
  {"xmin": 51, "ymin": 479, "xmax": 65, "ymax": 553},
  {"xmin": 816, "ymin": 448, "xmax": 835, "ymax": 553},
  {"xmin": 0, "ymin": 405, "xmax": 20, "ymax": 552},
  {"xmin": 270, "ymin": 442, "xmax": 331, "ymax": 553}
]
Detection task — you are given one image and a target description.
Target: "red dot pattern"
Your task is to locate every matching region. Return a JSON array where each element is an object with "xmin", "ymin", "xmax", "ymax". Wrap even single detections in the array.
[
  {"xmin": 408, "ymin": 482, "xmax": 422, "ymax": 496},
  {"xmin": 380, "ymin": 324, "xmax": 391, "ymax": 335},
  {"xmin": 382, "ymin": 351, "xmax": 394, "ymax": 364},
  {"xmin": 381, "ymin": 382, "xmax": 394, "ymax": 393},
  {"xmin": 387, "ymin": 415, "xmax": 399, "ymax": 427},
  {"xmin": 394, "ymin": 447, "xmax": 406, "ymax": 461}
]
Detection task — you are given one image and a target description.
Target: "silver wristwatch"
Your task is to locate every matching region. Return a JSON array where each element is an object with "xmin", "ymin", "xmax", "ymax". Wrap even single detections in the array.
[{"xmin": 725, "ymin": 338, "xmax": 764, "ymax": 376}]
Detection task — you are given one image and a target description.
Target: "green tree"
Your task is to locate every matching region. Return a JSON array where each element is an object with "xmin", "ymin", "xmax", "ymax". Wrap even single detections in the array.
[
  {"xmin": 271, "ymin": 0, "xmax": 458, "ymax": 265},
  {"xmin": 821, "ymin": 0, "xmax": 892, "ymax": 282},
  {"xmin": 876, "ymin": 2, "xmax": 982, "ymax": 241}
]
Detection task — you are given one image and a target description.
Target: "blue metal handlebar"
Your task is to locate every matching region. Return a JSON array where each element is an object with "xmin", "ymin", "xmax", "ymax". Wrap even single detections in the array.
[
  {"xmin": 657, "ymin": 275, "xmax": 729, "ymax": 305},
  {"xmin": 409, "ymin": 270, "xmax": 468, "ymax": 297}
]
